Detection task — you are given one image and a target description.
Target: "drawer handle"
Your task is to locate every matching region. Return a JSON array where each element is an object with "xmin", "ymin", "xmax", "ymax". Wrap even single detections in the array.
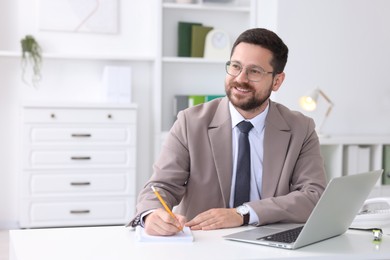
[
  {"xmin": 70, "ymin": 182, "xmax": 91, "ymax": 186},
  {"xmin": 70, "ymin": 210, "xmax": 90, "ymax": 214},
  {"xmin": 71, "ymin": 156, "xmax": 91, "ymax": 160},
  {"xmin": 71, "ymin": 133, "xmax": 92, "ymax": 138}
]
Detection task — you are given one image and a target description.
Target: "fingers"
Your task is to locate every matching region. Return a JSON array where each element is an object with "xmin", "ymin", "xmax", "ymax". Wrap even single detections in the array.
[
  {"xmin": 144, "ymin": 208, "xmax": 186, "ymax": 236},
  {"xmin": 186, "ymin": 208, "xmax": 242, "ymax": 230}
]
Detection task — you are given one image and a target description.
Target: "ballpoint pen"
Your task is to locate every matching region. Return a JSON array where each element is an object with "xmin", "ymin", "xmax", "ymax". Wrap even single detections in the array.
[{"xmin": 151, "ymin": 185, "xmax": 183, "ymax": 232}]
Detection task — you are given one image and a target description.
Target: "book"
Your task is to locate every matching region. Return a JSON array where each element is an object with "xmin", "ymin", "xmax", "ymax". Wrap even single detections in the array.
[
  {"xmin": 173, "ymin": 95, "xmax": 189, "ymax": 118},
  {"xmin": 188, "ymin": 95, "xmax": 206, "ymax": 107},
  {"xmin": 174, "ymin": 94, "xmax": 224, "ymax": 119},
  {"xmin": 383, "ymin": 145, "xmax": 390, "ymax": 185},
  {"xmin": 345, "ymin": 145, "xmax": 371, "ymax": 175},
  {"xmin": 135, "ymin": 226, "xmax": 194, "ymax": 243},
  {"xmin": 178, "ymin": 21, "xmax": 202, "ymax": 57},
  {"xmin": 205, "ymin": 95, "xmax": 224, "ymax": 101},
  {"xmin": 190, "ymin": 25, "xmax": 213, "ymax": 57}
]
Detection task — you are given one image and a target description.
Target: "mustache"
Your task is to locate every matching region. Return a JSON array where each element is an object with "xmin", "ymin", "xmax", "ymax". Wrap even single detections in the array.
[{"xmin": 230, "ymin": 82, "xmax": 253, "ymax": 91}]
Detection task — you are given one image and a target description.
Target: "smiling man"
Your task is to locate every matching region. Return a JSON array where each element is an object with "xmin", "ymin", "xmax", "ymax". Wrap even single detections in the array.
[{"xmin": 129, "ymin": 28, "xmax": 327, "ymax": 236}]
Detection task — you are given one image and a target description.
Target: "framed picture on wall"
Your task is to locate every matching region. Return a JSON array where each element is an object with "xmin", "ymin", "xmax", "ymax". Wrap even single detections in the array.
[{"xmin": 38, "ymin": 0, "xmax": 119, "ymax": 34}]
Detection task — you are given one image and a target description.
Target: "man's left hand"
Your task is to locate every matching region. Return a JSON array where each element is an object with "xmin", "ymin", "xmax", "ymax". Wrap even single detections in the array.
[{"xmin": 185, "ymin": 208, "xmax": 243, "ymax": 230}]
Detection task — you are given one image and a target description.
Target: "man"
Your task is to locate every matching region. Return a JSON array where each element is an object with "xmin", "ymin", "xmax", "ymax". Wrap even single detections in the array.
[{"xmin": 129, "ymin": 28, "xmax": 327, "ymax": 236}]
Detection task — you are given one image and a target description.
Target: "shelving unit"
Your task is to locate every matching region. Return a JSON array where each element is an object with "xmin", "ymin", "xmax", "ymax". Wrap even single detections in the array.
[
  {"xmin": 319, "ymin": 136, "xmax": 390, "ymax": 197},
  {"xmin": 154, "ymin": 0, "xmax": 257, "ymax": 156}
]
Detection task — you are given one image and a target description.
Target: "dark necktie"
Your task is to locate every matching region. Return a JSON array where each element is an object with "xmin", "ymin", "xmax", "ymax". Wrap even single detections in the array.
[{"xmin": 234, "ymin": 120, "xmax": 253, "ymax": 208}]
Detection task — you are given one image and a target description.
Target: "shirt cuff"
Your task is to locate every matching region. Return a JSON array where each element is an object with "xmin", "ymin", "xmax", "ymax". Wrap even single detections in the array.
[
  {"xmin": 140, "ymin": 209, "xmax": 155, "ymax": 227},
  {"xmin": 245, "ymin": 204, "xmax": 259, "ymax": 225}
]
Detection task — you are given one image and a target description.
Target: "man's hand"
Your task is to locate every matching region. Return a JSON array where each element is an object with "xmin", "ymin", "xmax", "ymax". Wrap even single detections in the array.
[
  {"xmin": 185, "ymin": 208, "xmax": 243, "ymax": 230},
  {"xmin": 144, "ymin": 208, "xmax": 187, "ymax": 236}
]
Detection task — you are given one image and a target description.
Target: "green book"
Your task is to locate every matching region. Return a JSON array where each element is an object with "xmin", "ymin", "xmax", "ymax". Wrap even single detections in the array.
[
  {"xmin": 190, "ymin": 25, "xmax": 213, "ymax": 58},
  {"xmin": 205, "ymin": 95, "xmax": 224, "ymax": 102},
  {"xmin": 383, "ymin": 145, "xmax": 390, "ymax": 185},
  {"xmin": 188, "ymin": 95, "xmax": 205, "ymax": 107},
  {"xmin": 178, "ymin": 22, "xmax": 202, "ymax": 57}
]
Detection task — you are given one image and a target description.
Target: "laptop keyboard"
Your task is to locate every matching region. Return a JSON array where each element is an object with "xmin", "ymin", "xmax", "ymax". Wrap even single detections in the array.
[{"xmin": 257, "ymin": 226, "xmax": 304, "ymax": 243}]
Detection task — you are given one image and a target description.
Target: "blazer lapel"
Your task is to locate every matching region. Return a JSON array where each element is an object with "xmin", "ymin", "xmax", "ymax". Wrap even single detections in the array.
[
  {"xmin": 262, "ymin": 101, "xmax": 291, "ymax": 198},
  {"xmin": 208, "ymin": 97, "xmax": 233, "ymax": 207}
]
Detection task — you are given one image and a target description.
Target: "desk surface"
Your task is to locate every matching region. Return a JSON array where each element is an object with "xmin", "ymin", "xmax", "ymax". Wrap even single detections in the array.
[{"xmin": 9, "ymin": 225, "xmax": 390, "ymax": 260}]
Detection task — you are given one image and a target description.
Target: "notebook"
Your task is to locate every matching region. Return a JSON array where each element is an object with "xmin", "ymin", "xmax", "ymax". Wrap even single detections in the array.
[
  {"xmin": 224, "ymin": 169, "xmax": 383, "ymax": 249},
  {"xmin": 135, "ymin": 226, "xmax": 194, "ymax": 243}
]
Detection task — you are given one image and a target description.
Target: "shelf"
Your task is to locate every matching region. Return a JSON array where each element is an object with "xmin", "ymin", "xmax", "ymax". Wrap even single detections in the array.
[
  {"xmin": 22, "ymin": 101, "xmax": 138, "ymax": 109},
  {"xmin": 162, "ymin": 57, "xmax": 226, "ymax": 63},
  {"xmin": 163, "ymin": 3, "xmax": 251, "ymax": 12},
  {"xmin": 320, "ymin": 135, "xmax": 390, "ymax": 145},
  {"xmin": 0, "ymin": 51, "xmax": 155, "ymax": 61}
]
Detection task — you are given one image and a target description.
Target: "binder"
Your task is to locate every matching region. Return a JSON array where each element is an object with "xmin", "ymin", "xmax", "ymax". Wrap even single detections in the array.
[
  {"xmin": 173, "ymin": 94, "xmax": 224, "ymax": 119},
  {"xmin": 190, "ymin": 25, "xmax": 213, "ymax": 57},
  {"xmin": 188, "ymin": 95, "xmax": 205, "ymax": 107},
  {"xmin": 345, "ymin": 145, "xmax": 371, "ymax": 175},
  {"xmin": 205, "ymin": 95, "xmax": 224, "ymax": 101},
  {"xmin": 383, "ymin": 145, "xmax": 390, "ymax": 185},
  {"xmin": 173, "ymin": 95, "xmax": 189, "ymax": 118},
  {"xmin": 178, "ymin": 22, "xmax": 202, "ymax": 57}
]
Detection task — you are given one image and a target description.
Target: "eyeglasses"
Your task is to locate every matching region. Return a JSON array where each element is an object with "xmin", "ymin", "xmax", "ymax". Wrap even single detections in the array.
[{"xmin": 225, "ymin": 61, "xmax": 273, "ymax": 82}]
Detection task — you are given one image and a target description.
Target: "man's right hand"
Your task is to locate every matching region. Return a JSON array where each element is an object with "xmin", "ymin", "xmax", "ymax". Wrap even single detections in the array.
[{"xmin": 144, "ymin": 208, "xmax": 187, "ymax": 236}]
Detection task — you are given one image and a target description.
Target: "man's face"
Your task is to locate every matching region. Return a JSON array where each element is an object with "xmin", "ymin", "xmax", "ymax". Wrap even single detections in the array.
[{"xmin": 225, "ymin": 42, "xmax": 284, "ymax": 118}]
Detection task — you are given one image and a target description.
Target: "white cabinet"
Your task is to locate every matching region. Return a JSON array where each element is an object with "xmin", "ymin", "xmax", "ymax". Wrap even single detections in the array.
[
  {"xmin": 19, "ymin": 103, "xmax": 137, "ymax": 228},
  {"xmin": 154, "ymin": 0, "xmax": 257, "ymax": 153},
  {"xmin": 319, "ymin": 136, "xmax": 390, "ymax": 197}
]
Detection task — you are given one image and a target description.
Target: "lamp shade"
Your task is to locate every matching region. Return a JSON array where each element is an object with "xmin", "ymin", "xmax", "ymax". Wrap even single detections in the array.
[
  {"xmin": 299, "ymin": 88, "xmax": 334, "ymax": 136},
  {"xmin": 299, "ymin": 89, "xmax": 319, "ymax": 111}
]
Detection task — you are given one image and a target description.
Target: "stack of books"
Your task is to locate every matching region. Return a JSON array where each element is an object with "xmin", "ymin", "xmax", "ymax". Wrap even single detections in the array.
[
  {"xmin": 178, "ymin": 21, "xmax": 213, "ymax": 57},
  {"xmin": 173, "ymin": 94, "xmax": 224, "ymax": 119}
]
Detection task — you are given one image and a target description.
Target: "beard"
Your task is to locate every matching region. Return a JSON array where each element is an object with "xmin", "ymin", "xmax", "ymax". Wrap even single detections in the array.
[{"xmin": 226, "ymin": 81, "xmax": 272, "ymax": 111}]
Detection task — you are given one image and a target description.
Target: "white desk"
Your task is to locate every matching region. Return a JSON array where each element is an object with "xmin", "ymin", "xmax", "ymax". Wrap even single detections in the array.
[{"xmin": 9, "ymin": 225, "xmax": 390, "ymax": 260}]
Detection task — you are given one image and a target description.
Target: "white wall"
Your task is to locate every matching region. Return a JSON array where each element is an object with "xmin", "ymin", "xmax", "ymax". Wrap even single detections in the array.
[
  {"xmin": 263, "ymin": 0, "xmax": 390, "ymax": 136},
  {"xmin": 0, "ymin": 0, "xmax": 157, "ymax": 228},
  {"xmin": 1, "ymin": 0, "xmax": 389, "ymax": 229}
]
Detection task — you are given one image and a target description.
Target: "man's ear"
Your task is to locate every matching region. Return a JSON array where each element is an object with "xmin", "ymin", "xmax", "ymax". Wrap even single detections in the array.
[{"xmin": 272, "ymin": 72, "xmax": 285, "ymax": 91}]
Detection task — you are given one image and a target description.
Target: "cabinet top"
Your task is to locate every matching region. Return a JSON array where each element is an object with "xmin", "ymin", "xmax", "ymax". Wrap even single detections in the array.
[
  {"xmin": 22, "ymin": 101, "xmax": 138, "ymax": 110},
  {"xmin": 320, "ymin": 135, "xmax": 390, "ymax": 145}
]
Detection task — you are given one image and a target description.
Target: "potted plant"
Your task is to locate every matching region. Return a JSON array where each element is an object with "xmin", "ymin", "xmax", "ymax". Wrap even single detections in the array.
[{"xmin": 21, "ymin": 35, "xmax": 42, "ymax": 88}]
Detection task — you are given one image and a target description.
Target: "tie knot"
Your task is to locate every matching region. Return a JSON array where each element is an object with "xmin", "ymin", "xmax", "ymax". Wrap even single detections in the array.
[{"xmin": 237, "ymin": 121, "xmax": 253, "ymax": 134}]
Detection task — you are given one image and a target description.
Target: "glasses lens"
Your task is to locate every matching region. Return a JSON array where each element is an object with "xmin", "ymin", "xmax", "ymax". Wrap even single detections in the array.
[
  {"xmin": 226, "ymin": 61, "xmax": 241, "ymax": 77},
  {"xmin": 247, "ymin": 67, "xmax": 264, "ymax": 81}
]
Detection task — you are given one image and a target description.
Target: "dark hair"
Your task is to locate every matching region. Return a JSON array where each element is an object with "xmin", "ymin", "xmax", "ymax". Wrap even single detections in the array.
[{"xmin": 231, "ymin": 28, "xmax": 288, "ymax": 74}]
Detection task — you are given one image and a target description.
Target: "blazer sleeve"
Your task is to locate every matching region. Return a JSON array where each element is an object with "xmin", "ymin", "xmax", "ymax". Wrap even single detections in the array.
[{"xmin": 248, "ymin": 104, "xmax": 327, "ymax": 225}]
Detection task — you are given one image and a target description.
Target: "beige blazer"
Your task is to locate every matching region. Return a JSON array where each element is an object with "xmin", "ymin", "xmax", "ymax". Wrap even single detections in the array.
[{"xmin": 133, "ymin": 97, "xmax": 327, "ymax": 226}]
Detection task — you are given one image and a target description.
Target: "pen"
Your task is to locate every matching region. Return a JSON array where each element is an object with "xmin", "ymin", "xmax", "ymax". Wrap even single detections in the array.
[{"xmin": 151, "ymin": 185, "xmax": 183, "ymax": 232}]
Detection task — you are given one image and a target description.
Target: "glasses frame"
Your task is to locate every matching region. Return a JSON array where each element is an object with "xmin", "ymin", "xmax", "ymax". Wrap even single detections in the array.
[{"xmin": 225, "ymin": 61, "xmax": 274, "ymax": 82}]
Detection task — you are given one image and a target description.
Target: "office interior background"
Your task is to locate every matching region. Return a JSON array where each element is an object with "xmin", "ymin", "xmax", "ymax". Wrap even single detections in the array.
[{"xmin": 0, "ymin": 0, "xmax": 389, "ymax": 229}]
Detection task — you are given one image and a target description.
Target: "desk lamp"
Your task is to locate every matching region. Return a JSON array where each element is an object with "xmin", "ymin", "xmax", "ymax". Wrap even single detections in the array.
[{"xmin": 299, "ymin": 88, "xmax": 334, "ymax": 136}]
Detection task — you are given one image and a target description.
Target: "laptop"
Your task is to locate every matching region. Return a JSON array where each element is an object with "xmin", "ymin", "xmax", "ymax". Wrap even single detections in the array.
[{"xmin": 224, "ymin": 169, "xmax": 383, "ymax": 249}]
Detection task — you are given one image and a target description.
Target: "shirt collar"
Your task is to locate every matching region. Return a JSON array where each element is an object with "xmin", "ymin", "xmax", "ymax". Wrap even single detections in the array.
[{"xmin": 229, "ymin": 101, "xmax": 269, "ymax": 133}]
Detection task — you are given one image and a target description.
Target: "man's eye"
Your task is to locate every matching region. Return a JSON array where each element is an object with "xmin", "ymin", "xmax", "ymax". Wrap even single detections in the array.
[
  {"xmin": 249, "ymin": 69, "xmax": 262, "ymax": 75},
  {"xmin": 232, "ymin": 64, "xmax": 241, "ymax": 70}
]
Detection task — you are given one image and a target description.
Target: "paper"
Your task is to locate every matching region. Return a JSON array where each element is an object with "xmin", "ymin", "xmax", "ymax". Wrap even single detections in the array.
[{"xmin": 135, "ymin": 226, "xmax": 194, "ymax": 242}]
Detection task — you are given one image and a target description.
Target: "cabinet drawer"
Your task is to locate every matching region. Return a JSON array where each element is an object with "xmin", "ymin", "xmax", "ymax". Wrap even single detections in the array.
[
  {"xmin": 19, "ymin": 199, "xmax": 134, "ymax": 227},
  {"xmin": 25, "ymin": 148, "xmax": 134, "ymax": 168},
  {"xmin": 29, "ymin": 172, "xmax": 135, "ymax": 195},
  {"xmin": 25, "ymin": 125, "xmax": 135, "ymax": 145},
  {"xmin": 23, "ymin": 108, "xmax": 136, "ymax": 124}
]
